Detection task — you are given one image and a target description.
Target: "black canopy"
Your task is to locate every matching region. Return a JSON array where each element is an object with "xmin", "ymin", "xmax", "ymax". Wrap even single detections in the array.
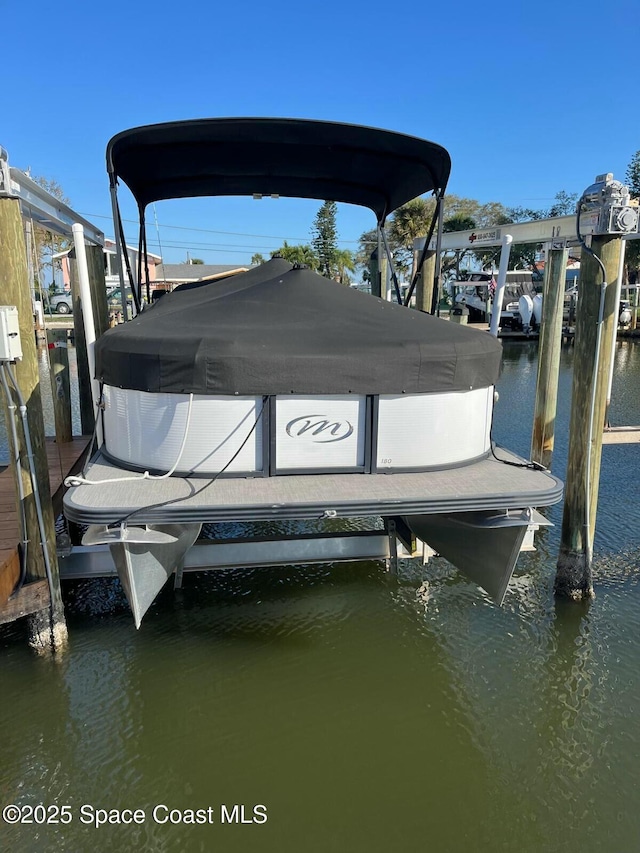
[
  {"xmin": 106, "ymin": 118, "xmax": 451, "ymax": 220},
  {"xmin": 95, "ymin": 259, "xmax": 501, "ymax": 396}
]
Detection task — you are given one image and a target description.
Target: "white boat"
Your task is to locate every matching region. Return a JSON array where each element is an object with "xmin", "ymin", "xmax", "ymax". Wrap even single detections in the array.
[
  {"xmin": 63, "ymin": 118, "xmax": 562, "ymax": 626},
  {"xmin": 452, "ymin": 270, "xmax": 541, "ymax": 333}
]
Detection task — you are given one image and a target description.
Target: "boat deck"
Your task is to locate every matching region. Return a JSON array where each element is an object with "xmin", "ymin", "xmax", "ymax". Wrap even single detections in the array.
[{"xmin": 63, "ymin": 447, "xmax": 563, "ymax": 525}]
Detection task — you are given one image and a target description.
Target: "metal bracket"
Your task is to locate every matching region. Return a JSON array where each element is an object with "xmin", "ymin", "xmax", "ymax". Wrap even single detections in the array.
[
  {"xmin": 384, "ymin": 518, "xmax": 399, "ymax": 575},
  {"xmin": 0, "ymin": 147, "xmax": 104, "ymax": 245},
  {"xmin": 544, "ymin": 238, "xmax": 570, "ymax": 251},
  {"xmin": 389, "ymin": 515, "xmax": 416, "ymax": 555},
  {"xmin": 82, "ymin": 524, "xmax": 180, "ymax": 546}
]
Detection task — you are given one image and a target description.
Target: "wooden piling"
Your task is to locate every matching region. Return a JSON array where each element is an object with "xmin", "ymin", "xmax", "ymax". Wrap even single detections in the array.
[
  {"xmin": 0, "ymin": 197, "xmax": 67, "ymax": 651},
  {"xmin": 46, "ymin": 328, "xmax": 72, "ymax": 443},
  {"xmin": 415, "ymin": 251, "xmax": 436, "ymax": 313},
  {"xmin": 86, "ymin": 243, "xmax": 110, "ymax": 339},
  {"xmin": 24, "ymin": 220, "xmax": 44, "ymax": 334},
  {"xmin": 531, "ymin": 247, "xmax": 567, "ymax": 468},
  {"xmin": 369, "ymin": 248, "xmax": 381, "ymax": 298},
  {"xmin": 555, "ymin": 235, "xmax": 622, "ymax": 600},
  {"xmin": 380, "ymin": 254, "xmax": 389, "ymax": 301}
]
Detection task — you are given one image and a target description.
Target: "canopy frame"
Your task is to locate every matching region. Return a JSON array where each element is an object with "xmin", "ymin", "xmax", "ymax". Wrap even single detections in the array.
[{"xmin": 105, "ymin": 117, "xmax": 451, "ymax": 310}]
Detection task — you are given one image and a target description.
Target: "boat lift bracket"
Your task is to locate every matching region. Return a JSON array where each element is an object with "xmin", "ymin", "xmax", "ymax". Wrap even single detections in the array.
[
  {"xmin": 58, "ymin": 530, "xmax": 409, "ymax": 581},
  {"xmin": 0, "ymin": 149, "xmax": 104, "ymax": 246}
]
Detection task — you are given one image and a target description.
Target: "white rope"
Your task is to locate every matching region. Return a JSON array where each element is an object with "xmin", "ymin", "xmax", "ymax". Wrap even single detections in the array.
[{"xmin": 65, "ymin": 393, "xmax": 194, "ymax": 487}]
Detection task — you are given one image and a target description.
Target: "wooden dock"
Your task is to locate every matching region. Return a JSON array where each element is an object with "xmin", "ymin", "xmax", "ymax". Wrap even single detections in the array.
[
  {"xmin": 602, "ymin": 426, "xmax": 640, "ymax": 445},
  {"xmin": 35, "ymin": 317, "xmax": 76, "ymax": 344},
  {"xmin": 0, "ymin": 436, "xmax": 91, "ymax": 617}
]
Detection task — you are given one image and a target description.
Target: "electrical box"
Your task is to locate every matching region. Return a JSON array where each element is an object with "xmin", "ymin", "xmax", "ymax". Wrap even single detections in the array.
[
  {"xmin": 0, "ymin": 306, "xmax": 23, "ymax": 361},
  {"xmin": 579, "ymin": 173, "xmax": 640, "ymax": 236}
]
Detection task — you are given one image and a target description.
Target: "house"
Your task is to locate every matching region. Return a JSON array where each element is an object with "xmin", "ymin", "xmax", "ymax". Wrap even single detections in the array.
[
  {"xmin": 153, "ymin": 263, "xmax": 249, "ymax": 292},
  {"xmin": 53, "ymin": 246, "xmax": 248, "ymax": 305},
  {"xmin": 104, "ymin": 240, "xmax": 163, "ymax": 290},
  {"xmin": 53, "ymin": 240, "xmax": 163, "ymax": 291}
]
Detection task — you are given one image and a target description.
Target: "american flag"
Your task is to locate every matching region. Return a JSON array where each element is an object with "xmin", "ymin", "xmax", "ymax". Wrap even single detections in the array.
[{"xmin": 489, "ymin": 276, "xmax": 497, "ymax": 297}]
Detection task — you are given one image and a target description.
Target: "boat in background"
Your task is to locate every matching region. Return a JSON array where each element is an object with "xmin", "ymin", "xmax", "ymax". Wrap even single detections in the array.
[
  {"xmin": 452, "ymin": 270, "xmax": 542, "ymax": 333},
  {"xmin": 518, "ymin": 292, "xmax": 543, "ymax": 332}
]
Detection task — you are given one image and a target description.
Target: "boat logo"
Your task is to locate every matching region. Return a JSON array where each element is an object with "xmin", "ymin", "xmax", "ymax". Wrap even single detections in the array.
[{"xmin": 285, "ymin": 415, "xmax": 354, "ymax": 443}]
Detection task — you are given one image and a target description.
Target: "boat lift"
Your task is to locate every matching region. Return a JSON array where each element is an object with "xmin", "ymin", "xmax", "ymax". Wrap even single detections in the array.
[
  {"xmin": 0, "ymin": 147, "xmax": 103, "ymax": 246},
  {"xmin": 414, "ymin": 176, "xmax": 640, "ymax": 334}
]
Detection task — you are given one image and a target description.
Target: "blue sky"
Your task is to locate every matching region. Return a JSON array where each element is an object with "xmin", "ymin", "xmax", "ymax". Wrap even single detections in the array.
[{"xmin": 4, "ymin": 0, "xmax": 639, "ymax": 270}]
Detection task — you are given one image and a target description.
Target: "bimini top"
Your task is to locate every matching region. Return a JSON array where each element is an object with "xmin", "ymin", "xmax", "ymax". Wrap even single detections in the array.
[
  {"xmin": 106, "ymin": 118, "xmax": 451, "ymax": 220},
  {"xmin": 95, "ymin": 258, "xmax": 502, "ymax": 396}
]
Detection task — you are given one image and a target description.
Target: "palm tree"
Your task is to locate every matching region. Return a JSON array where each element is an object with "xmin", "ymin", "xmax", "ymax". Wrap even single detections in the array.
[
  {"xmin": 388, "ymin": 197, "xmax": 437, "ymax": 275},
  {"xmin": 334, "ymin": 249, "xmax": 356, "ymax": 284},
  {"xmin": 271, "ymin": 241, "xmax": 319, "ymax": 270},
  {"xmin": 443, "ymin": 215, "xmax": 477, "ymax": 280}
]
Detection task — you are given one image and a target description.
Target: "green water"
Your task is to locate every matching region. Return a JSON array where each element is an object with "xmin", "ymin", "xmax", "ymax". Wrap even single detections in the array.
[{"xmin": 1, "ymin": 341, "xmax": 640, "ymax": 852}]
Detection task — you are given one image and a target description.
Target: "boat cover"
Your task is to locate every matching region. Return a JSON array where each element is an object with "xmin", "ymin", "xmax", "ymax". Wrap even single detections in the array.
[
  {"xmin": 95, "ymin": 259, "xmax": 502, "ymax": 396},
  {"xmin": 106, "ymin": 118, "xmax": 451, "ymax": 220}
]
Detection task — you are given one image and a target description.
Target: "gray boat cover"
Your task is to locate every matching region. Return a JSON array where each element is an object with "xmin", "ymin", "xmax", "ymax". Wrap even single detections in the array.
[{"xmin": 95, "ymin": 258, "xmax": 502, "ymax": 395}]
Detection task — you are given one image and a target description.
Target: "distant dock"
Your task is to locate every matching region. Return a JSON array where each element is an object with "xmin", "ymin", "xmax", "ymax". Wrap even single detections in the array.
[{"xmin": 602, "ymin": 426, "xmax": 640, "ymax": 445}]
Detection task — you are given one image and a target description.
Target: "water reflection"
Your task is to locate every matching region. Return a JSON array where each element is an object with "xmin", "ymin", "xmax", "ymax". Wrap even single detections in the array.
[{"xmin": 404, "ymin": 543, "xmax": 640, "ymax": 852}]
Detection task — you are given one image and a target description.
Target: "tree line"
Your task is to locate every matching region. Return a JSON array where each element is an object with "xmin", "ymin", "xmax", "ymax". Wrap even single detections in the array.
[
  {"xmin": 251, "ymin": 200, "xmax": 356, "ymax": 284},
  {"xmin": 625, "ymin": 151, "xmax": 640, "ymax": 281},
  {"xmin": 253, "ymin": 191, "xmax": 581, "ymax": 285},
  {"xmin": 255, "ymin": 150, "xmax": 640, "ymax": 285},
  {"xmin": 355, "ymin": 191, "xmax": 579, "ymax": 283},
  {"xmin": 32, "ymin": 150, "xmax": 640, "ymax": 289}
]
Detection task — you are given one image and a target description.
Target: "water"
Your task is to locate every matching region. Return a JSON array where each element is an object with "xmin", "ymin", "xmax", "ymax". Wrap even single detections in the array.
[{"xmin": 1, "ymin": 341, "xmax": 640, "ymax": 852}]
